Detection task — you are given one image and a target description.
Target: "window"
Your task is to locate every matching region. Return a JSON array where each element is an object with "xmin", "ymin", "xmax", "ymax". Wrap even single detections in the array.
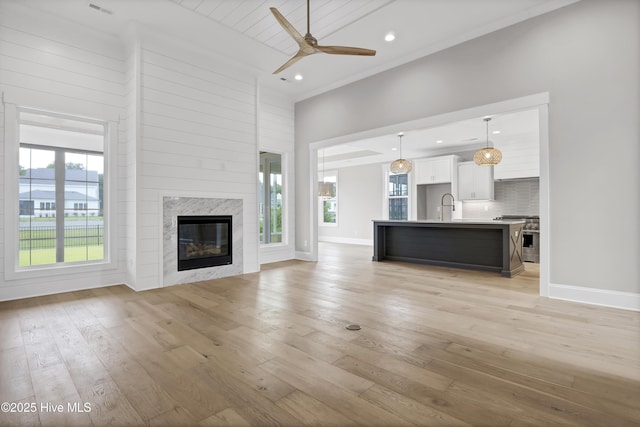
[
  {"xmin": 319, "ymin": 174, "xmax": 337, "ymax": 225},
  {"xmin": 19, "ymin": 200, "xmax": 34, "ymax": 216},
  {"xmin": 17, "ymin": 108, "xmax": 105, "ymax": 267},
  {"xmin": 259, "ymin": 152, "xmax": 284, "ymax": 244},
  {"xmin": 389, "ymin": 173, "xmax": 408, "ymax": 220}
]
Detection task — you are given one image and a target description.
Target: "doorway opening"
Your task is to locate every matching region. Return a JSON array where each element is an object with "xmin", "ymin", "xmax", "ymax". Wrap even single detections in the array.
[{"xmin": 309, "ymin": 93, "xmax": 549, "ymax": 296}]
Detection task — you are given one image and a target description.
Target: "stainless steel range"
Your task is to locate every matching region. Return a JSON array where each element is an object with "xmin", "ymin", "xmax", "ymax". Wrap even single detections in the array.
[{"xmin": 494, "ymin": 215, "xmax": 540, "ymax": 263}]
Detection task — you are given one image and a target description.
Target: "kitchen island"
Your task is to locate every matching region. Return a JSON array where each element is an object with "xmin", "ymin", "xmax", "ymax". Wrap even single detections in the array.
[{"xmin": 372, "ymin": 219, "xmax": 525, "ymax": 277}]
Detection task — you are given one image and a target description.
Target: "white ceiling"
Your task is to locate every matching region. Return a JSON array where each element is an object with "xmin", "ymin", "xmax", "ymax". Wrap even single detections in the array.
[
  {"xmin": 13, "ymin": 0, "xmax": 578, "ymax": 101},
  {"xmin": 320, "ymin": 108, "xmax": 539, "ymax": 170},
  {"xmin": 12, "ymin": 0, "xmax": 554, "ymax": 163}
]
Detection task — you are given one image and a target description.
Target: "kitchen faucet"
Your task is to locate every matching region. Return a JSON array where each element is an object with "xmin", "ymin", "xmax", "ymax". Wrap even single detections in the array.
[{"xmin": 440, "ymin": 193, "xmax": 455, "ymax": 221}]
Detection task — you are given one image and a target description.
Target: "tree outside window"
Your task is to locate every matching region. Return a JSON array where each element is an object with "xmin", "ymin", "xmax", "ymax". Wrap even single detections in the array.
[{"xmin": 319, "ymin": 174, "xmax": 337, "ymax": 225}]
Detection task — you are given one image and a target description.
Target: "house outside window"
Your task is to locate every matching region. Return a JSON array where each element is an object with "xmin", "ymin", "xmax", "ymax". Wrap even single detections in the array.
[
  {"xmin": 388, "ymin": 173, "xmax": 409, "ymax": 220},
  {"xmin": 19, "ymin": 200, "xmax": 34, "ymax": 216},
  {"xmin": 17, "ymin": 108, "xmax": 106, "ymax": 267}
]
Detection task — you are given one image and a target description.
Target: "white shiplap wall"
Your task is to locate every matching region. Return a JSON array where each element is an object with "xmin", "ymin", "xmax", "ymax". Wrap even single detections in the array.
[
  {"xmin": 0, "ymin": 4, "xmax": 281, "ymax": 299},
  {"xmin": 124, "ymin": 33, "xmax": 140, "ymax": 289},
  {"xmin": 258, "ymin": 87, "xmax": 296, "ymax": 264},
  {"xmin": 0, "ymin": 3, "xmax": 128, "ymax": 300},
  {"xmin": 0, "ymin": 100, "xmax": 4, "ymax": 276},
  {"xmin": 133, "ymin": 36, "xmax": 260, "ymax": 289}
]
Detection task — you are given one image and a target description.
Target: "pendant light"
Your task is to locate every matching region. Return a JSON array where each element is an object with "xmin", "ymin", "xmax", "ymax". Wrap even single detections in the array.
[
  {"xmin": 390, "ymin": 132, "xmax": 412, "ymax": 174},
  {"xmin": 474, "ymin": 117, "xmax": 502, "ymax": 166},
  {"xmin": 318, "ymin": 149, "xmax": 335, "ymax": 198}
]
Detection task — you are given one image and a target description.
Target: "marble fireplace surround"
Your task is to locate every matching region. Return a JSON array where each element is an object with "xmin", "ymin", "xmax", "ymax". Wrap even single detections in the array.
[{"xmin": 163, "ymin": 196, "xmax": 243, "ymax": 286}]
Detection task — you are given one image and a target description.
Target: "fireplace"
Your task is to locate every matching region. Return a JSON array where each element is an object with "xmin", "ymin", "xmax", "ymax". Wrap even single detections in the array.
[{"xmin": 177, "ymin": 215, "xmax": 232, "ymax": 271}]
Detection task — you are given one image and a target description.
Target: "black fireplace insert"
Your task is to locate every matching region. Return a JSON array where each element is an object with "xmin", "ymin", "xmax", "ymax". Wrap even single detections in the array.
[{"xmin": 177, "ymin": 215, "xmax": 232, "ymax": 271}]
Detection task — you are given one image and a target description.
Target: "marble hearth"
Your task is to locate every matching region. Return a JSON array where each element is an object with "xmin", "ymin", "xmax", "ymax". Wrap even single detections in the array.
[{"xmin": 163, "ymin": 196, "xmax": 243, "ymax": 286}]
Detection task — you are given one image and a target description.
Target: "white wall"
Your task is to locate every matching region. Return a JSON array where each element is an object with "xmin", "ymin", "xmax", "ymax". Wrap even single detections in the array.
[
  {"xmin": 318, "ymin": 163, "xmax": 383, "ymax": 245},
  {"xmin": 420, "ymin": 183, "xmax": 453, "ymax": 221},
  {"xmin": 132, "ymin": 34, "xmax": 260, "ymax": 290},
  {"xmin": 0, "ymin": 3, "xmax": 128, "ymax": 300},
  {"xmin": 258, "ymin": 87, "xmax": 296, "ymax": 264},
  {"xmin": 0, "ymin": 5, "xmax": 274, "ymax": 300},
  {"xmin": 295, "ymin": 0, "xmax": 640, "ymax": 303},
  {"xmin": 124, "ymin": 31, "xmax": 140, "ymax": 289}
]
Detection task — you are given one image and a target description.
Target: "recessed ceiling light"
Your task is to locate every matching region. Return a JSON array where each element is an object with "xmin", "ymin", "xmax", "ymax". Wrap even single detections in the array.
[
  {"xmin": 384, "ymin": 32, "xmax": 395, "ymax": 42},
  {"xmin": 294, "ymin": 74, "xmax": 303, "ymax": 81},
  {"xmin": 436, "ymin": 140, "xmax": 444, "ymax": 144},
  {"xmin": 391, "ymin": 147, "xmax": 397, "ymax": 151},
  {"xmin": 492, "ymin": 130, "xmax": 501, "ymax": 134}
]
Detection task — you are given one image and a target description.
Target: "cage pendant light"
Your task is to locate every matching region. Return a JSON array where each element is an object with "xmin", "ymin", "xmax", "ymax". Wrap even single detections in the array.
[
  {"xmin": 474, "ymin": 117, "xmax": 502, "ymax": 166},
  {"xmin": 318, "ymin": 149, "xmax": 335, "ymax": 198},
  {"xmin": 390, "ymin": 132, "xmax": 412, "ymax": 174}
]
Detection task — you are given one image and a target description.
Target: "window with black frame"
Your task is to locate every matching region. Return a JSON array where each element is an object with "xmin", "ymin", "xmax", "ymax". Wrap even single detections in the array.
[
  {"xmin": 388, "ymin": 173, "xmax": 408, "ymax": 220},
  {"xmin": 18, "ymin": 108, "xmax": 106, "ymax": 267}
]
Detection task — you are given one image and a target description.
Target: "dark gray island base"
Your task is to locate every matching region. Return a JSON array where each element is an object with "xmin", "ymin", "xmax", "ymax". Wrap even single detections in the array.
[{"xmin": 372, "ymin": 220, "xmax": 525, "ymax": 277}]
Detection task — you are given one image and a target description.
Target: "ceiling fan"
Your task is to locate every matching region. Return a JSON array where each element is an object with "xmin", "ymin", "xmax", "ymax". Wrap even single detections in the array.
[{"xmin": 270, "ymin": 0, "xmax": 376, "ymax": 74}]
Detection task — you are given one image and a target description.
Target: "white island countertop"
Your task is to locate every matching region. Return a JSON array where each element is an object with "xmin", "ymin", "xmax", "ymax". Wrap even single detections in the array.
[{"xmin": 373, "ymin": 219, "xmax": 525, "ymax": 225}]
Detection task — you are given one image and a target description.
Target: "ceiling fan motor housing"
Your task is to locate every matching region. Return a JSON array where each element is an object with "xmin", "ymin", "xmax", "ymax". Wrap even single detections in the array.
[{"xmin": 304, "ymin": 34, "xmax": 318, "ymax": 46}]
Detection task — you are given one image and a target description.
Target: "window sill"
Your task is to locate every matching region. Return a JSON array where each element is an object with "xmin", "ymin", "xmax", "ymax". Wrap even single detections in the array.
[{"xmin": 260, "ymin": 242, "xmax": 287, "ymax": 248}]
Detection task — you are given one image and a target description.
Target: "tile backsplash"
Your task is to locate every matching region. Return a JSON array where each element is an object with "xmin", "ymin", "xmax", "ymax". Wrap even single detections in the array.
[{"xmin": 462, "ymin": 178, "xmax": 539, "ymax": 219}]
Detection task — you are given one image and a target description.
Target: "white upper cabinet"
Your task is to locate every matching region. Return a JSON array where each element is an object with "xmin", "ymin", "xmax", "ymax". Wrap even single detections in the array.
[
  {"xmin": 458, "ymin": 162, "xmax": 494, "ymax": 200},
  {"xmin": 414, "ymin": 156, "xmax": 457, "ymax": 184}
]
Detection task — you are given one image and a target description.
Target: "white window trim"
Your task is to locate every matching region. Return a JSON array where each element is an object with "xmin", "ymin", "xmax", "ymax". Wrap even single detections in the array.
[
  {"xmin": 381, "ymin": 164, "xmax": 390, "ymax": 219},
  {"xmin": 3, "ymin": 103, "xmax": 118, "ymax": 281},
  {"xmin": 382, "ymin": 163, "xmax": 411, "ymax": 221},
  {"xmin": 259, "ymin": 150, "xmax": 288, "ymax": 247}
]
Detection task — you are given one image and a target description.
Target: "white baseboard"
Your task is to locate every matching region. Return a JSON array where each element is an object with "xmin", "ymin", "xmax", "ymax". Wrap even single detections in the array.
[
  {"xmin": 129, "ymin": 282, "xmax": 161, "ymax": 292},
  {"xmin": 549, "ymin": 283, "xmax": 640, "ymax": 311},
  {"xmin": 318, "ymin": 236, "xmax": 373, "ymax": 246},
  {"xmin": 295, "ymin": 251, "xmax": 315, "ymax": 261},
  {"xmin": 0, "ymin": 280, "xmax": 124, "ymax": 302},
  {"xmin": 259, "ymin": 245, "xmax": 296, "ymax": 265}
]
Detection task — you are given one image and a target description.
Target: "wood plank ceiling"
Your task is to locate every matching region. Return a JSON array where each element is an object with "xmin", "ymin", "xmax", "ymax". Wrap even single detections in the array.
[{"xmin": 169, "ymin": 0, "xmax": 395, "ymax": 55}]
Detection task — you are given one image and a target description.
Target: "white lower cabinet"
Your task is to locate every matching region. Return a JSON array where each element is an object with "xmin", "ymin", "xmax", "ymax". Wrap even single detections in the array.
[{"xmin": 458, "ymin": 161, "xmax": 494, "ymax": 200}]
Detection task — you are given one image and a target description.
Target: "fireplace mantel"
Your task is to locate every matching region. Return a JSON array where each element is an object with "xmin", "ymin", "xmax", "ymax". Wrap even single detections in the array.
[{"xmin": 163, "ymin": 197, "xmax": 243, "ymax": 286}]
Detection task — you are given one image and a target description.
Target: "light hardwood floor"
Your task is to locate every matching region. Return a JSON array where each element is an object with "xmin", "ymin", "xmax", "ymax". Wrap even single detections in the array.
[{"xmin": 1, "ymin": 242, "xmax": 639, "ymax": 426}]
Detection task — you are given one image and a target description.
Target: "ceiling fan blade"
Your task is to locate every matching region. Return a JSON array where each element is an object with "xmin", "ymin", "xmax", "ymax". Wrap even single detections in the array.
[
  {"xmin": 269, "ymin": 2, "xmax": 376, "ymax": 72},
  {"xmin": 270, "ymin": 7, "xmax": 306, "ymax": 46},
  {"xmin": 317, "ymin": 45, "xmax": 376, "ymax": 56},
  {"xmin": 273, "ymin": 50, "xmax": 310, "ymax": 74}
]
